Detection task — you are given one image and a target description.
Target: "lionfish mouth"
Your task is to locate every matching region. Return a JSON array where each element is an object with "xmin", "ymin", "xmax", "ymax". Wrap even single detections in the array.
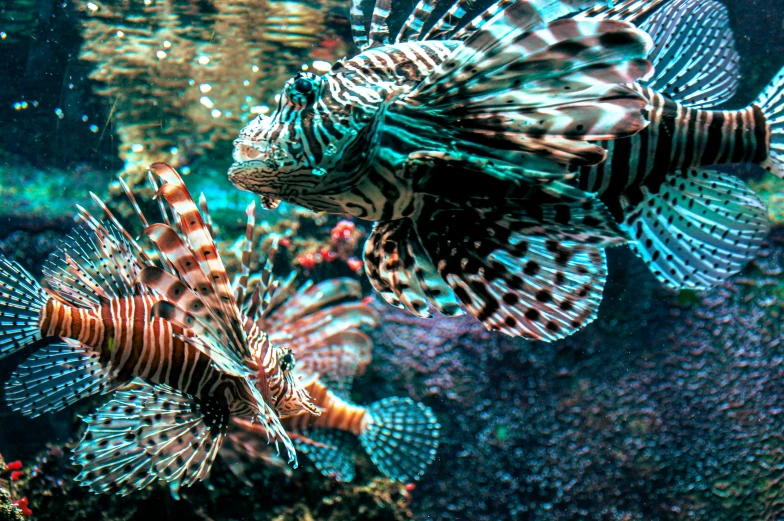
[{"xmin": 261, "ymin": 195, "xmax": 281, "ymax": 210}]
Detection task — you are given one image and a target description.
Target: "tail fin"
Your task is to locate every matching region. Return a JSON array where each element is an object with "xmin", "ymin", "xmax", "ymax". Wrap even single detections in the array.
[
  {"xmin": 0, "ymin": 256, "xmax": 47, "ymax": 359},
  {"xmin": 359, "ymin": 397, "xmax": 439, "ymax": 483},
  {"xmin": 756, "ymin": 66, "xmax": 784, "ymax": 178}
]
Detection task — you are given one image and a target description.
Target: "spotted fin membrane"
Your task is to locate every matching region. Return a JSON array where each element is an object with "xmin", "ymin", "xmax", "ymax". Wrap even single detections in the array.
[{"xmin": 73, "ymin": 383, "xmax": 228, "ymax": 496}]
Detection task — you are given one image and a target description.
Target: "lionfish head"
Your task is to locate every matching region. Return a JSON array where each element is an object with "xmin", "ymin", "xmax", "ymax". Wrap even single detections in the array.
[
  {"xmin": 229, "ymin": 68, "xmax": 380, "ymax": 210},
  {"xmin": 257, "ymin": 338, "xmax": 320, "ymax": 418}
]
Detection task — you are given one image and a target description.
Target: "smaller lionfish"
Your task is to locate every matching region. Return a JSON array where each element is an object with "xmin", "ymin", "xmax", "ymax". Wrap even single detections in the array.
[
  {"xmin": 0, "ymin": 163, "xmax": 316, "ymax": 495},
  {"xmin": 219, "ymin": 265, "xmax": 440, "ymax": 483},
  {"xmin": 228, "ymin": 0, "xmax": 781, "ymax": 342}
]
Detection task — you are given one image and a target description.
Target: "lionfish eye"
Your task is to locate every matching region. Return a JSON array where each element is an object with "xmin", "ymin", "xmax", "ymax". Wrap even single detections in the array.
[
  {"xmin": 294, "ymin": 78, "xmax": 313, "ymax": 94},
  {"xmin": 285, "ymin": 73, "xmax": 320, "ymax": 107},
  {"xmin": 280, "ymin": 350, "xmax": 295, "ymax": 372}
]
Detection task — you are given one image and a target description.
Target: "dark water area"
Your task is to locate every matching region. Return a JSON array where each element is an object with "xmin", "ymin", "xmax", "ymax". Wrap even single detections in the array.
[{"xmin": 0, "ymin": 1, "xmax": 783, "ymax": 520}]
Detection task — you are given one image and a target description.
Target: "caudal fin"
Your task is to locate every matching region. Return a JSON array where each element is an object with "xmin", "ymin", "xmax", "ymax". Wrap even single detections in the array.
[
  {"xmin": 756, "ymin": 66, "xmax": 784, "ymax": 178},
  {"xmin": 621, "ymin": 168, "xmax": 770, "ymax": 291},
  {"xmin": 359, "ymin": 397, "xmax": 439, "ymax": 483},
  {"xmin": 0, "ymin": 256, "xmax": 47, "ymax": 359}
]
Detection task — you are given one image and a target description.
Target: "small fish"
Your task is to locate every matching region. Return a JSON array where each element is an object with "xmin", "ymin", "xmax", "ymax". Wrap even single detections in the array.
[
  {"xmin": 223, "ymin": 275, "xmax": 440, "ymax": 483},
  {"xmin": 214, "ymin": 205, "xmax": 440, "ymax": 483},
  {"xmin": 0, "ymin": 163, "xmax": 316, "ymax": 495},
  {"xmin": 228, "ymin": 0, "xmax": 781, "ymax": 342}
]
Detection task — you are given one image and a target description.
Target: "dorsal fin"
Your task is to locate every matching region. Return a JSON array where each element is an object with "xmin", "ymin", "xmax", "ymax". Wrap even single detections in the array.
[
  {"xmin": 422, "ymin": 0, "xmax": 475, "ymax": 41},
  {"xmin": 351, "ymin": 0, "xmax": 369, "ymax": 50},
  {"xmin": 149, "ymin": 163, "xmax": 246, "ymax": 359},
  {"xmin": 233, "ymin": 201, "xmax": 256, "ymax": 307},
  {"xmin": 367, "ymin": 0, "xmax": 392, "ymax": 48},
  {"xmin": 396, "ymin": 0, "xmax": 439, "ymax": 43},
  {"xmin": 43, "ymin": 218, "xmax": 143, "ymax": 308},
  {"xmin": 577, "ymin": 0, "xmax": 667, "ymax": 22}
]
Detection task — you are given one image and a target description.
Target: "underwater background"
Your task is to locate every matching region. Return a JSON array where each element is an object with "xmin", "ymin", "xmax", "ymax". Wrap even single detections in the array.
[{"xmin": 1, "ymin": 0, "xmax": 784, "ymax": 519}]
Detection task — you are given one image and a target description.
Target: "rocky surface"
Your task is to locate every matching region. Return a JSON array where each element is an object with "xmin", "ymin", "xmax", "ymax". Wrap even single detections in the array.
[{"xmin": 365, "ymin": 229, "xmax": 784, "ymax": 521}]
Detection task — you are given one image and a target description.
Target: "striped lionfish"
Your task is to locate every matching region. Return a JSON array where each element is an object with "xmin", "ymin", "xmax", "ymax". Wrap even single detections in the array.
[
  {"xmin": 228, "ymin": 0, "xmax": 782, "ymax": 342},
  {"xmin": 0, "ymin": 163, "xmax": 318, "ymax": 495},
  {"xmin": 221, "ymin": 276, "xmax": 440, "ymax": 483}
]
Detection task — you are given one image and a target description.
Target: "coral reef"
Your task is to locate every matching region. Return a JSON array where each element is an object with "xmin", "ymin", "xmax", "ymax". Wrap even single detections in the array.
[
  {"xmin": 0, "ymin": 456, "xmax": 28, "ymax": 521},
  {"xmin": 76, "ymin": 0, "xmax": 348, "ymax": 182},
  {"xmin": 365, "ymin": 228, "xmax": 784, "ymax": 521},
  {"xmin": 19, "ymin": 444, "xmax": 411, "ymax": 521}
]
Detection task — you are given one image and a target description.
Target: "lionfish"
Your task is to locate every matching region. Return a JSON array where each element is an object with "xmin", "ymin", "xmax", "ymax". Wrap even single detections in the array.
[
  {"xmin": 228, "ymin": 0, "xmax": 781, "ymax": 342},
  {"xmin": 0, "ymin": 163, "xmax": 317, "ymax": 495},
  {"xmin": 221, "ymin": 269, "xmax": 440, "ymax": 483}
]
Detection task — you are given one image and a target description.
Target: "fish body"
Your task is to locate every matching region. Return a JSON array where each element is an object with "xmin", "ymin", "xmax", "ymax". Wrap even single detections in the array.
[
  {"xmin": 35, "ymin": 292, "xmax": 256, "ymax": 416},
  {"xmin": 0, "ymin": 164, "xmax": 316, "ymax": 494},
  {"xmin": 229, "ymin": 0, "xmax": 781, "ymax": 341},
  {"xmin": 222, "ymin": 269, "xmax": 439, "ymax": 483}
]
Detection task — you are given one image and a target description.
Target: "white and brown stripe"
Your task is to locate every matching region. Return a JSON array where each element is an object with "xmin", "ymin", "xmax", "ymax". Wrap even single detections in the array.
[
  {"xmin": 573, "ymin": 84, "xmax": 770, "ymax": 220},
  {"xmin": 37, "ymin": 294, "xmax": 255, "ymax": 411}
]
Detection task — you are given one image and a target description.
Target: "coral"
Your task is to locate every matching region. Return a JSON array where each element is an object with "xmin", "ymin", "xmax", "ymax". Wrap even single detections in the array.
[
  {"xmin": 364, "ymin": 227, "xmax": 784, "ymax": 521},
  {"xmin": 19, "ymin": 444, "xmax": 410, "ymax": 521},
  {"xmin": 75, "ymin": 0, "xmax": 348, "ymax": 183},
  {"xmin": 0, "ymin": 456, "xmax": 27, "ymax": 521}
]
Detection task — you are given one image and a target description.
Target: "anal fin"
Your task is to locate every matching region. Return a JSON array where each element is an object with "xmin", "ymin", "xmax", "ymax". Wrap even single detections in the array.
[
  {"xmin": 5, "ymin": 338, "xmax": 117, "ymax": 417},
  {"xmin": 620, "ymin": 168, "xmax": 770, "ymax": 290}
]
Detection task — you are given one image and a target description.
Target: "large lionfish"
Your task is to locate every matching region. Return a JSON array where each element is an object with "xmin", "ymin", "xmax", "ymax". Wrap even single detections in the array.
[
  {"xmin": 221, "ymin": 274, "xmax": 440, "ymax": 484},
  {"xmin": 228, "ymin": 0, "xmax": 781, "ymax": 342},
  {"xmin": 0, "ymin": 163, "xmax": 317, "ymax": 495}
]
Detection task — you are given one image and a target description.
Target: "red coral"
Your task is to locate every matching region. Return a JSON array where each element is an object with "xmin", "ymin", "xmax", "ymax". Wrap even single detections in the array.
[
  {"xmin": 5, "ymin": 461, "xmax": 22, "ymax": 471},
  {"xmin": 12, "ymin": 497, "xmax": 32, "ymax": 516}
]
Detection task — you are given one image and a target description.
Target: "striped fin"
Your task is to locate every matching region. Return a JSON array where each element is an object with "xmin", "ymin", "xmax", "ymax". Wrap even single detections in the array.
[
  {"xmin": 451, "ymin": 0, "xmax": 517, "ymax": 41},
  {"xmin": 234, "ymin": 202, "xmax": 256, "ymax": 307},
  {"xmin": 351, "ymin": 0, "xmax": 369, "ymax": 50},
  {"xmin": 422, "ymin": 0, "xmax": 475, "ymax": 40},
  {"xmin": 73, "ymin": 383, "xmax": 228, "ymax": 495},
  {"xmin": 0, "ymin": 256, "xmax": 47, "ymax": 358},
  {"xmin": 364, "ymin": 217, "xmax": 463, "ymax": 319},
  {"xmin": 639, "ymin": 0, "xmax": 740, "ymax": 108},
  {"xmin": 756, "ymin": 66, "xmax": 784, "ymax": 179},
  {"xmin": 272, "ymin": 305, "xmax": 378, "ymax": 355},
  {"xmin": 118, "ymin": 176, "xmax": 149, "ymax": 228},
  {"xmin": 83, "ymin": 191, "xmax": 150, "ymax": 263},
  {"xmin": 398, "ymin": 12, "xmax": 653, "ymax": 167},
  {"xmin": 301, "ymin": 343, "xmax": 362, "ymax": 399},
  {"xmin": 142, "ymin": 224, "xmax": 232, "ymax": 332},
  {"xmin": 396, "ymin": 0, "xmax": 439, "ymax": 42},
  {"xmin": 359, "ymin": 397, "xmax": 440, "ymax": 483},
  {"xmin": 620, "ymin": 168, "xmax": 770, "ymax": 291},
  {"xmin": 198, "ymin": 193, "xmax": 215, "ymax": 239},
  {"xmin": 414, "ymin": 197, "xmax": 627, "ymax": 340},
  {"xmin": 577, "ymin": 0, "xmax": 667, "ymax": 22},
  {"xmin": 268, "ymin": 278, "xmax": 364, "ymax": 326},
  {"xmin": 296, "ymin": 429, "xmax": 357, "ymax": 482},
  {"xmin": 367, "ymin": 0, "xmax": 392, "ymax": 48},
  {"xmin": 5, "ymin": 339, "xmax": 116, "ymax": 417},
  {"xmin": 222, "ymin": 419, "xmax": 292, "ymax": 484},
  {"xmin": 149, "ymin": 163, "xmax": 247, "ymax": 360},
  {"xmin": 44, "ymin": 220, "xmax": 143, "ymax": 308},
  {"xmin": 139, "ymin": 278, "xmax": 250, "ymax": 376}
]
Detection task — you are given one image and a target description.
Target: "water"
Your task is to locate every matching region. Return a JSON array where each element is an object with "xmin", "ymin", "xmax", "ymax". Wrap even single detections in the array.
[{"xmin": 0, "ymin": 0, "xmax": 783, "ymax": 519}]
